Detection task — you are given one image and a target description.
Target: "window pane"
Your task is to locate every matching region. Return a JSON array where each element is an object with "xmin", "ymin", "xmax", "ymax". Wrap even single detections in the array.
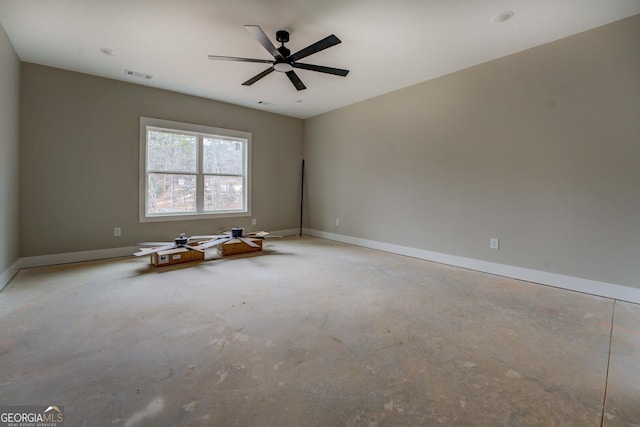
[
  {"xmin": 203, "ymin": 138, "xmax": 243, "ymax": 175},
  {"xmin": 147, "ymin": 173, "xmax": 196, "ymax": 214},
  {"xmin": 148, "ymin": 130, "xmax": 197, "ymax": 172},
  {"xmin": 204, "ymin": 176, "xmax": 244, "ymax": 211}
]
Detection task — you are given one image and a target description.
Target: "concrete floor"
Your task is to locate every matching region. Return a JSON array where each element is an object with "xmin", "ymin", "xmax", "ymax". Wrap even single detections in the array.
[{"xmin": 1, "ymin": 236, "xmax": 638, "ymax": 426}]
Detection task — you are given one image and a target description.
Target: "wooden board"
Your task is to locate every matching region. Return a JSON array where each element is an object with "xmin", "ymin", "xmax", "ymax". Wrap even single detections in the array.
[
  {"xmin": 151, "ymin": 247, "xmax": 204, "ymax": 266},
  {"xmin": 218, "ymin": 238, "xmax": 263, "ymax": 257}
]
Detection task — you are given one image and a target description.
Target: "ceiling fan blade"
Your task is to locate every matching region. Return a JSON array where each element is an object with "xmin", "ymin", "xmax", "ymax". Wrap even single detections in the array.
[
  {"xmin": 289, "ymin": 34, "xmax": 341, "ymax": 62},
  {"xmin": 136, "ymin": 241, "xmax": 173, "ymax": 247},
  {"xmin": 198, "ymin": 237, "xmax": 231, "ymax": 250},
  {"xmin": 184, "ymin": 244, "xmax": 206, "ymax": 253},
  {"xmin": 245, "ymin": 25, "xmax": 283, "ymax": 59},
  {"xmin": 190, "ymin": 234, "xmax": 228, "ymax": 240},
  {"xmin": 246, "ymin": 231, "xmax": 270, "ymax": 238},
  {"xmin": 239, "ymin": 237, "xmax": 261, "ymax": 248},
  {"xmin": 293, "ymin": 63, "xmax": 349, "ymax": 77},
  {"xmin": 286, "ymin": 71, "xmax": 306, "ymax": 91},
  {"xmin": 133, "ymin": 244, "xmax": 176, "ymax": 256},
  {"xmin": 242, "ymin": 67, "xmax": 275, "ymax": 86},
  {"xmin": 208, "ymin": 55, "xmax": 274, "ymax": 64}
]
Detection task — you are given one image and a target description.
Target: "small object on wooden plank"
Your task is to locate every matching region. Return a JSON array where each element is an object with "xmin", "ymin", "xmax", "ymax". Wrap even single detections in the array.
[
  {"xmin": 218, "ymin": 238, "xmax": 263, "ymax": 257},
  {"xmin": 151, "ymin": 247, "xmax": 205, "ymax": 266}
]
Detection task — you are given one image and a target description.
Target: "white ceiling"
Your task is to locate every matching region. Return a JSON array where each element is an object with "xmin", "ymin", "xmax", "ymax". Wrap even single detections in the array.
[{"xmin": 1, "ymin": 0, "xmax": 639, "ymax": 119}]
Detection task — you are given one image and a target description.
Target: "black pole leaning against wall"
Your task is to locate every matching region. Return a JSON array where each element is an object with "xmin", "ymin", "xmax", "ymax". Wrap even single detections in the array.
[{"xmin": 299, "ymin": 159, "xmax": 305, "ymax": 237}]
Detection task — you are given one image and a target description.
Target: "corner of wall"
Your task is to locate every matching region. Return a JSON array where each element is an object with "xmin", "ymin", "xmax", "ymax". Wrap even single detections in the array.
[
  {"xmin": 0, "ymin": 260, "xmax": 21, "ymax": 292},
  {"xmin": 0, "ymin": 20, "xmax": 22, "ymax": 281}
]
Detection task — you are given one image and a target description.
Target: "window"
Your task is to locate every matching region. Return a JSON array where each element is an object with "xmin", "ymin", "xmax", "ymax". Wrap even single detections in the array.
[{"xmin": 139, "ymin": 117, "xmax": 251, "ymax": 222}]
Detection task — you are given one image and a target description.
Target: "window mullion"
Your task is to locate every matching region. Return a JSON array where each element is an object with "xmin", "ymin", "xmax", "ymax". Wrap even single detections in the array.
[{"xmin": 196, "ymin": 136, "xmax": 204, "ymax": 213}]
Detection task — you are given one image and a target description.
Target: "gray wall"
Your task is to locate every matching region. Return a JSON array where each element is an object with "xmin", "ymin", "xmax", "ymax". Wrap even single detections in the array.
[
  {"xmin": 20, "ymin": 64, "xmax": 303, "ymax": 256},
  {"xmin": 0, "ymin": 23, "xmax": 20, "ymax": 273},
  {"xmin": 304, "ymin": 15, "xmax": 640, "ymax": 288}
]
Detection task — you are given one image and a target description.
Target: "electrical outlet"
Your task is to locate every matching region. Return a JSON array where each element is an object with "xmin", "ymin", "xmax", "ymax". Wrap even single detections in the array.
[
  {"xmin": 336, "ymin": 218, "xmax": 340, "ymax": 226},
  {"xmin": 490, "ymin": 238, "xmax": 499, "ymax": 250},
  {"xmin": 114, "ymin": 227, "xmax": 121, "ymax": 237},
  {"xmin": 252, "ymin": 218, "xmax": 257, "ymax": 226}
]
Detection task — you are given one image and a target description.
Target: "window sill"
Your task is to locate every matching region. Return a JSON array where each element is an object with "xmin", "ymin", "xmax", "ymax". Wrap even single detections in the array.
[{"xmin": 139, "ymin": 211, "xmax": 251, "ymax": 223}]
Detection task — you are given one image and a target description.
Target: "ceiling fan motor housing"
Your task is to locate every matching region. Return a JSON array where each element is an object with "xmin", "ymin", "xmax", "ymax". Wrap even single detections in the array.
[
  {"xmin": 277, "ymin": 46, "xmax": 291, "ymax": 58},
  {"xmin": 175, "ymin": 236, "xmax": 189, "ymax": 246},
  {"xmin": 231, "ymin": 227, "xmax": 244, "ymax": 238}
]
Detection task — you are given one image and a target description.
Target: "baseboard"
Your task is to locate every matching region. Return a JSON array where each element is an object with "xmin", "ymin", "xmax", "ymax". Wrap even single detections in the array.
[
  {"xmin": 10, "ymin": 229, "xmax": 636, "ymax": 304},
  {"xmin": 0, "ymin": 259, "xmax": 22, "ymax": 292},
  {"xmin": 273, "ymin": 228, "xmax": 303, "ymax": 237},
  {"xmin": 303, "ymin": 228, "xmax": 640, "ymax": 304},
  {"xmin": 12, "ymin": 228, "xmax": 301, "ymax": 271},
  {"xmin": 18, "ymin": 246, "xmax": 139, "ymax": 270}
]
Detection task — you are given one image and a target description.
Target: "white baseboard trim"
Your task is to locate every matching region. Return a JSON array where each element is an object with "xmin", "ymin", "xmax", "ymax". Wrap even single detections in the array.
[
  {"xmin": 274, "ymin": 228, "xmax": 303, "ymax": 237},
  {"xmin": 0, "ymin": 259, "xmax": 22, "ymax": 292},
  {"xmin": 303, "ymin": 228, "xmax": 640, "ymax": 304},
  {"xmin": 8, "ymin": 229, "xmax": 637, "ymax": 304},
  {"xmin": 9, "ymin": 228, "xmax": 301, "ymax": 274},
  {"xmin": 18, "ymin": 246, "xmax": 139, "ymax": 270}
]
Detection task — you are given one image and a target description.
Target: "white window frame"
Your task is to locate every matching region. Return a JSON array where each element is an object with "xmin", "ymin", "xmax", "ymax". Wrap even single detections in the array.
[{"xmin": 139, "ymin": 116, "xmax": 251, "ymax": 223}]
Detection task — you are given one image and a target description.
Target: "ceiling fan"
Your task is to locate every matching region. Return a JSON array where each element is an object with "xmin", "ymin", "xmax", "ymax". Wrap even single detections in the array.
[{"xmin": 208, "ymin": 25, "xmax": 349, "ymax": 91}]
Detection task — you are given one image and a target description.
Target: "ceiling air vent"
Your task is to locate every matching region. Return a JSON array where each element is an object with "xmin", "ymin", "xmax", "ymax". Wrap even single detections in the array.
[{"xmin": 124, "ymin": 69, "xmax": 153, "ymax": 80}]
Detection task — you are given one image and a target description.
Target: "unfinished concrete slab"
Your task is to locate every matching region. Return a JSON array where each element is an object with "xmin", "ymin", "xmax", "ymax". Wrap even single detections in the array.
[{"xmin": 0, "ymin": 237, "xmax": 637, "ymax": 426}]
